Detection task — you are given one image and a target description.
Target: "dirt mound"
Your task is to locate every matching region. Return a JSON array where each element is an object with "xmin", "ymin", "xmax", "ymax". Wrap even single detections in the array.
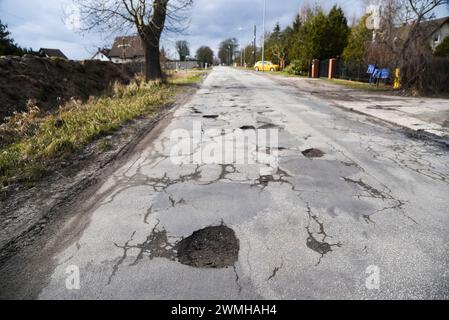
[
  {"xmin": 0, "ymin": 55, "xmax": 133, "ymax": 123},
  {"xmin": 177, "ymin": 226, "xmax": 239, "ymax": 268}
]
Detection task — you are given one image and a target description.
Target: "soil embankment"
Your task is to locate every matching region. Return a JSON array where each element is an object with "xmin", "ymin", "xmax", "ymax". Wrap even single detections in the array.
[{"xmin": 0, "ymin": 55, "xmax": 133, "ymax": 122}]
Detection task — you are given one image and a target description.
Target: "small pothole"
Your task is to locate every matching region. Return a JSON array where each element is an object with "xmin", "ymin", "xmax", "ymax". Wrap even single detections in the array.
[
  {"xmin": 177, "ymin": 226, "xmax": 239, "ymax": 269},
  {"xmin": 240, "ymin": 125, "xmax": 256, "ymax": 130},
  {"xmin": 302, "ymin": 148, "xmax": 325, "ymax": 158},
  {"xmin": 203, "ymin": 115, "xmax": 219, "ymax": 119}
]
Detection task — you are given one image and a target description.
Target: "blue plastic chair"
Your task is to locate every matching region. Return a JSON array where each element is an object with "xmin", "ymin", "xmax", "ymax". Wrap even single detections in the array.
[{"xmin": 380, "ymin": 69, "xmax": 389, "ymax": 79}]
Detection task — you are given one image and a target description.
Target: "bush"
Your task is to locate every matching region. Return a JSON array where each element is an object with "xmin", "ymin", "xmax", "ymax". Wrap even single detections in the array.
[
  {"xmin": 285, "ymin": 60, "xmax": 308, "ymax": 75},
  {"xmin": 402, "ymin": 57, "xmax": 449, "ymax": 94},
  {"xmin": 434, "ymin": 37, "xmax": 449, "ymax": 57}
]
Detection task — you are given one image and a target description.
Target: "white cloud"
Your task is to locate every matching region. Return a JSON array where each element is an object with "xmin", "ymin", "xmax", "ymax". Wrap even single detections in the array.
[
  {"xmin": 63, "ymin": 4, "xmax": 81, "ymax": 32},
  {"xmin": 1, "ymin": 0, "xmax": 447, "ymax": 60}
]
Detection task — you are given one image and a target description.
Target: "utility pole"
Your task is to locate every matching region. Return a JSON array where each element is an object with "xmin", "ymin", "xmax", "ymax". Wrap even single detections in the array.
[
  {"xmin": 253, "ymin": 25, "xmax": 257, "ymax": 66},
  {"xmin": 262, "ymin": 0, "xmax": 266, "ymax": 72},
  {"xmin": 230, "ymin": 39, "xmax": 235, "ymax": 66}
]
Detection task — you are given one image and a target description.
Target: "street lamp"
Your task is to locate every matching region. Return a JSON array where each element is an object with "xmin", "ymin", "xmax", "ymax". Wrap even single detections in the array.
[{"xmin": 236, "ymin": 26, "xmax": 256, "ymax": 67}]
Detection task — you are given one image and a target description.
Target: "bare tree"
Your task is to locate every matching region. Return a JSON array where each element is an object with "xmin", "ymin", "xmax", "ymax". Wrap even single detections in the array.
[
  {"xmin": 373, "ymin": 0, "xmax": 449, "ymax": 91},
  {"xmin": 175, "ymin": 40, "xmax": 190, "ymax": 61},
  {"xmin": 74, "ymin": 0, "xmax": 193, "ymax": 81}
]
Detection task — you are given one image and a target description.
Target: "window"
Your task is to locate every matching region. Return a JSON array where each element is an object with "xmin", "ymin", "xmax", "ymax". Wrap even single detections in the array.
[{"xmin": 434, "ymin": 32, "xmax": 441, "ymax": 44}]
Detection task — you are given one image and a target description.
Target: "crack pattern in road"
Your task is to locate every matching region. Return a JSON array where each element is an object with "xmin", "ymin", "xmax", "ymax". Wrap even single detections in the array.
[
  {"xmin": 342, "ymin": 177, "xmax": 416, "ymax": 224},
  {"xmin": 268, "ymin": 260, "xmax": 285, "ymax": 281},
  {"xmin": 251, "ymin": 168, "xmax": 295, "ymax": 192},
  {"xmin": 108, "ymin": 220, "xmax": 178, "ymax": 285},
  {"xmin": 101, "ymin": 83, "xmax": 445, "ymax": 288},
  {"xmin": 305, "ymin": 204, "xmax": 342, "ymax": 266}
]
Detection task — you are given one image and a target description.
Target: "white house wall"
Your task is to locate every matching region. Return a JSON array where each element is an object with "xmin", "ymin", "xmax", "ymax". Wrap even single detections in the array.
[{"xmin": 430, "ymin": 22, "xmax": 449, "ymax": 50}]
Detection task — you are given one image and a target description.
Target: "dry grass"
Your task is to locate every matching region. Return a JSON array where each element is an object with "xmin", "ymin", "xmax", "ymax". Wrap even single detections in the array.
[
  {"xmin": 321, "ymin": 78, "xmax": 394, "ymax": 92},
  {"xmin": 0, "ymin": 71, "xmax": 205, "ymax": 191}
]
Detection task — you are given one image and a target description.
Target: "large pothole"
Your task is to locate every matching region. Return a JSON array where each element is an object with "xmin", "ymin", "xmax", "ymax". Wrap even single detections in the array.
[{"xmin": 177, "ymin": 226, "xmax": 239, "ymax": 268}]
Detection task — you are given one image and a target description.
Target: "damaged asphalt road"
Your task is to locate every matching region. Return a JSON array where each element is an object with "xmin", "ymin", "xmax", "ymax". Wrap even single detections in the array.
[{"xmin": 1, "ymin": 67, "xmax": 449, "ymax": 299}]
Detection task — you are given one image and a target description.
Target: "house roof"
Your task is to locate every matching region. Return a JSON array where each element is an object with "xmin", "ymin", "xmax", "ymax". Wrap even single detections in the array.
[
  {"xmin": 91, "ymin": 48, "xmax": 111, "ymax": 59},
  {"xmin": 109, "ymin": 36, "xmax": 144, "ymax": 59},
  {"xmin": 396, "ymin": 17, "xmax": 449, "ymax": 45},
  {"xmin": 39, "ymin": 48, "xmax": 68, "ymax": 59},
  {"xmin": 420, "ymin": 16, "xmax": 449, "ymax": 34},
  {"xmin": 396, "ymin": 16, "xmax": 449, "ymax": 40},
  {"xmin": 413, "ymin": 16, "xmax": 449, "ymax": 41}
]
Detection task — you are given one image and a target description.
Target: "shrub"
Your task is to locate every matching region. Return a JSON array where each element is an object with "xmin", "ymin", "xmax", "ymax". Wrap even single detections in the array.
[
  {"xmin": 285, "ymin": 60, "xmax": 308, "ymax": 75},
  {"xmin": 434, "ymin": 37, "xmax": 449, "ymax": 57},
  {"xmin": 401, "ymin": 57, "xmax": 449, "ymax": 94}
]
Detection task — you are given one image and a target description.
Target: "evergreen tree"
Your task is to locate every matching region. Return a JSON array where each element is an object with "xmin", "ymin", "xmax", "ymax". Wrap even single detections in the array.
[
  {"xmin": 0, "ymin": 19, "xmax": 38, "ymax": 56},
  {"xmin": 325, "ymin": 6, "xmax": 350, "ymax": 59},
  {"xmin": 342, "ymin": 15, "xmax": 373, "ymax": 61},
  {"xmin": 265, "ymin": 23, "xmax": 288, "ymax": 67},
  {"xmin": 267, "ymin": 5, "xmax": 350, "ymax": 73},
  {"xmin": 0, "ymin": 19, "xmax": 22, "ymax": 56}
]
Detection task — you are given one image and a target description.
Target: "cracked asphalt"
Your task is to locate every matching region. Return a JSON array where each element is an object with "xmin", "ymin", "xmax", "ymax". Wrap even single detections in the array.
[{"xmin": 2, "ymin": 67, "xmax": 449, "ymax": 300}]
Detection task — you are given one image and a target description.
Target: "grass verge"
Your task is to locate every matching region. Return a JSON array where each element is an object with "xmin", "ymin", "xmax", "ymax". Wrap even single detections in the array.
[
  {"xmin": 320, "ymin": 78, "xmax": 394, "ymax": 92},
  {"xmin": 0, "ymin": 71, "xmax": 205, "ymax": 192},
  {"xmin": 240, "ymin": 66, "xmax": 394, "ymax": 90}
]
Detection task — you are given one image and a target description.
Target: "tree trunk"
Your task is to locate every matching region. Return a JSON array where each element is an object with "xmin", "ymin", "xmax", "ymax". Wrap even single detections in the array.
[
  {"xmin": 140, "ymin": 0, "xmax": 168, "ymax": 82},
  {"xmin": 143, "ymin": 41, "xmax": 163, "ymax": 81}
]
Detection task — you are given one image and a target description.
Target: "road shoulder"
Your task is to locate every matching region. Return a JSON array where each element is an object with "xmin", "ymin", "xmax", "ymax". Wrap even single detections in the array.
[
  {"xmin": 247, "ymin": 69, "xmax": 449, "ymax": 145},
  {"xmin": 0, "ymin": 83, "xmax": 200, "ymax": 267}
]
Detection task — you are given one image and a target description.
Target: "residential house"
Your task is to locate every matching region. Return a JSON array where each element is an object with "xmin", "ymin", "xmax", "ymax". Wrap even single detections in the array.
[
  {"xmin": 108, "ymin": 35, "xmax": 200, "ymax": 69},
  {"xmin": 395, "ymin": 16, "xmax": 449, "ymax": 51},
  {"xmin": 38, "ymin": 48, "xmax": 68, "ymax": 59},
  {"xmin": 91, "ymin": 48, "xmax": 111, "ymax": 61},
  {"xmin": 109, "ymin": 36, "xmax": 145, "ymax": 63},
  {"xmin": 425, "ymin": 16, "xmax": 449, "ymax": 50}
]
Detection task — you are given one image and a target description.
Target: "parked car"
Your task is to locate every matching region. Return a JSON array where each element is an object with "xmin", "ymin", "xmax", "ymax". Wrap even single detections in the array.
[{"xmin": 254, "ymin": 61, "xmax": 279, "ymax": 72}]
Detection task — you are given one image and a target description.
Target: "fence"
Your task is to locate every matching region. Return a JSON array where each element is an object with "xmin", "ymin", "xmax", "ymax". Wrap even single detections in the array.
[
  {"xmin": 117, "ymin": 60, "xmax": 202, "ymax": 76},
  {"xmin": 319, "ymin": 59, "xmax": 329, "ymax": 78},
  {"xmin": 310, "ymin": 56, "xmax": 449, "ymax": 93},
  {"xmin": 334, "ymin": 59, "xmax": 372, "ymax": 83},
  {"xmin": 165, "ymin": 60, "xmax": 200, "ymax": 70},
  {"xmin": 122, "ymin": 62, "xmax": 144, "ymax": 75}
]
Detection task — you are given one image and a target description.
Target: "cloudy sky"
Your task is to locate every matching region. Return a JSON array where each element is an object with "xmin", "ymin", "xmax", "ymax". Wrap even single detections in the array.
[{"xmin": 0, "ymin": 0, "xmax": 448, "ymax": 60}]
